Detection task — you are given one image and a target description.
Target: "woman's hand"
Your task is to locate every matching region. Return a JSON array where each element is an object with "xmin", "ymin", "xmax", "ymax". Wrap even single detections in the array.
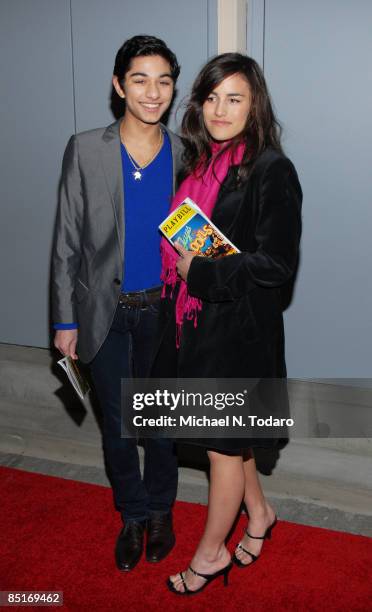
[{"xmin": 175, "ymin": 243, "xmax": 198, "ymax": 281}]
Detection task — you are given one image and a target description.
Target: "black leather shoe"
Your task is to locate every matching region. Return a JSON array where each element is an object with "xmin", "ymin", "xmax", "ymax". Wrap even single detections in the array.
[
  {"xmin": 115, "ymin": 520, "xmax": 146, "ymax": 571},
  {"xmin": 146, "ymin": 511, "xmax": 175, "ymax": 563}
]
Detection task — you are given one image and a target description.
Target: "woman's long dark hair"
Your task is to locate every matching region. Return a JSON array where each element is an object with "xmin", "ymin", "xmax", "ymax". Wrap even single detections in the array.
[{"xmin": 182, "ymin": 53, "xmax": 283, "ymax": 181}]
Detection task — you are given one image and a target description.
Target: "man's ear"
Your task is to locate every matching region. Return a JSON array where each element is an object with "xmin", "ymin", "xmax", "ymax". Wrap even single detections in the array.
[{"xmin": 112, "ymin": 75, "xmax": 125, "ymax": 99}]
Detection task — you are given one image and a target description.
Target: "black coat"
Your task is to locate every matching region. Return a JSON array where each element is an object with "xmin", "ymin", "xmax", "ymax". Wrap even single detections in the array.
[{"xmin": 152, "ymin": 148, "xmax": 302, "ymax": 450}]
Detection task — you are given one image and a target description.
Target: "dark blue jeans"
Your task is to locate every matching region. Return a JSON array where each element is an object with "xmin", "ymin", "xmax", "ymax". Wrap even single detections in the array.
[{"xmin": 90, "ymin": 300, "xmax": 178, "ymax": 522}]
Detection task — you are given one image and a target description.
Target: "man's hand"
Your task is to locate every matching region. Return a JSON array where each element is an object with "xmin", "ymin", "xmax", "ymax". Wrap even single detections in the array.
[
  {"xmin": 54, "ymin": 329, "xmax": 78, "ymax": 360},
  {"xmin": 175, "ymin": 243, "xmax": 198, "ymax": 281}
]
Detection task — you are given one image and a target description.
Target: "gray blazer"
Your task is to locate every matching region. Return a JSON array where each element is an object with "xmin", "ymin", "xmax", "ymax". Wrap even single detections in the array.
[{"xmin": 51, "ymin": 118, "xmax": 184, "ymax": 363}]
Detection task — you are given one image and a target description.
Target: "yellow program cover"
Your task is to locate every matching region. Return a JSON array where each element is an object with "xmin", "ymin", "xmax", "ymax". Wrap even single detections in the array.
[
  {"xmin": 159, "ymin": 197, "xmax": 240, "ymax": 258},
  {"xmin": 160, "ymin": 202, "xmax": 196, "ymax": 239}
]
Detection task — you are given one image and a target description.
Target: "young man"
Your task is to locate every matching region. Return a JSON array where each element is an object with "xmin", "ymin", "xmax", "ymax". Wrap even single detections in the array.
[{"xmin": 52, "ymin": 35, "xmax": 182, "ymax": 571}]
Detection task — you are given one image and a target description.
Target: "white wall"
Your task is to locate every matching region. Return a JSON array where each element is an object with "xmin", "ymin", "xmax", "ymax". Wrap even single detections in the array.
[{"xmin": 248, "ymin": 0, "xmax": 372, "ymax": 377}]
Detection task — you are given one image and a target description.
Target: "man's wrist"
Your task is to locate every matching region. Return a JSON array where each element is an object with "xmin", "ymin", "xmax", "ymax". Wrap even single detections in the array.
[{"xmin": 53, "ymin": 323, "xmax": 78, "ymax": 330}]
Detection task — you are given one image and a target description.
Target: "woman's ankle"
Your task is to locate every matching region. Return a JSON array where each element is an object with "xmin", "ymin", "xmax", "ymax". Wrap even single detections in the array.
[
  {"xmin": 246, "ymin": 501, "xmax": 275, "ymax": 522},
  {"xmin": 194, "ymin": 542, "xmax": 229, "ymax": 565}
]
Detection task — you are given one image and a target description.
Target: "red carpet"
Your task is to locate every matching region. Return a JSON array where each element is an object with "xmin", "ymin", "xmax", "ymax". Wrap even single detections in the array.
[{"xmin": 0, "ymin": 466, "xmax": 371, "ymax": 611}]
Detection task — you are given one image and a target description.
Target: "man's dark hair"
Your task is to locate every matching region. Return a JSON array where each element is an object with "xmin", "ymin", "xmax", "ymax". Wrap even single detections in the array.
[{"xmin": 113, "ymin": 35, "xmax": 180, "ymax": 84}]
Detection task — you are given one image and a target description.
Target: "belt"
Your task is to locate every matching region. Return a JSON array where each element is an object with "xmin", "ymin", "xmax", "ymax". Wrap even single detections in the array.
[{"xmin": 118, "ymin": 286, "xmax": 161, "ymax": 308}]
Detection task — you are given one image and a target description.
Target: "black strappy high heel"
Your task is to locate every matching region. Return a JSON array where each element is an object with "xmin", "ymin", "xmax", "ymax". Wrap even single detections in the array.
[
  {"xmin": 166, "ymin": 561, "xmax": 233, "ymax": 596},
  {"xmin": 232, "ymin": 516, "xmax": 278, "ymax": 568}
]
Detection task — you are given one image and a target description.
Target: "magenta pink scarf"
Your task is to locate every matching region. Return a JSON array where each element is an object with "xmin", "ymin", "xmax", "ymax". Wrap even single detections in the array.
[{"xmin": 160, "ymin": 141, "xmax": 245, "ymax": 347}]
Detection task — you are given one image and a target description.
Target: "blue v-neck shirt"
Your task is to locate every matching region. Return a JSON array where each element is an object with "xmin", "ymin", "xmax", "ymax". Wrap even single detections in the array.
[{"xmin": 120, "ymin": 132, "xmax": 173, "ymax": 292}]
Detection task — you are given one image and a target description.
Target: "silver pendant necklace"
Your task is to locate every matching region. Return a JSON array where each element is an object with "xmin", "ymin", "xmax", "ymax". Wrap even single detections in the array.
[
  {"xmin": 122, "ymin": 130, "xmax": 163, "ymax": 181},
  {"xmin": 125, "ymin": 151, "xmax": 143, "ymax": 180}
]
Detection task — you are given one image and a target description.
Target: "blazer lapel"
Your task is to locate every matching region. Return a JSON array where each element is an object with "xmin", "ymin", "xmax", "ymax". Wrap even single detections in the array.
[
  {"xmin": 101, "ymin": 119, "xmax": 124, "ymax": 259},
  {"xmin": 161, "ymin": 123, "xmax": 183, "ymax": 194}
]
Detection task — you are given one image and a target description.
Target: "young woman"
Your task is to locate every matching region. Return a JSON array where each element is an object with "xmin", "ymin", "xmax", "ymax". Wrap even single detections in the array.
[{"xmin": 154, "ymin": 53, "xmax": 302, "ymax": 595}]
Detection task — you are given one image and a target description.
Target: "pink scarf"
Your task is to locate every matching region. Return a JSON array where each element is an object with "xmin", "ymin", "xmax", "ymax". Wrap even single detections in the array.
[{"xmin": 160, "ymin": 141, "xmax": 245, "ymax": 347}]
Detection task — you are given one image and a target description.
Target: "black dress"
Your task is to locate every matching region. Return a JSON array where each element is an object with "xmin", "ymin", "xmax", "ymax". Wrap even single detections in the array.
[{"xmin": 152, "ymin": 148, "xmax": 302, "ymax": 452}]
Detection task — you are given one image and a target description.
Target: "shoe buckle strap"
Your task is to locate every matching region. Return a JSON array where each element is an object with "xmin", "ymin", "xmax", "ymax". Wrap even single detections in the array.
[
  {"xmin": 245, "ymin": 529, "xmax": 265, "ymax": 540},
  {"xmin": 188, "ymin": 565, "xmax": 210, "ymax": 580},
  {"xmin": 236, "ymin": 543, "xmax": 258, "ymax": 561},
  {"xmin": 179, "ymin": 572, "xmax": 190, "ymax": 593}
]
